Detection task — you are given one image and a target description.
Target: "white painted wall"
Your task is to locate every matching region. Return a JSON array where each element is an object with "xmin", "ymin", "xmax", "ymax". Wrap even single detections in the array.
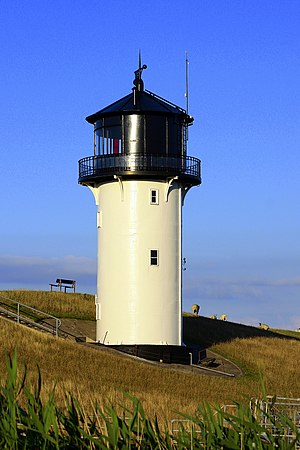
[{"xmin": 89, "ymin": 178, "xmax": 183, "ymax": 345}]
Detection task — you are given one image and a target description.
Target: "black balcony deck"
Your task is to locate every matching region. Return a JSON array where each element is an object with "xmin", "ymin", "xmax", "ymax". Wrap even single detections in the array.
[{"xmin": 78, "ymin": 154, "xmax": 201, "ymax": 184}]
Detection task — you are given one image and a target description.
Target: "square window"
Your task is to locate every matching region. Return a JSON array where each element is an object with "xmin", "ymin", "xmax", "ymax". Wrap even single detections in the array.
[
  {"xmin": 150, "ymin": 249, "xmax": 159, "ymax": 266},
  {"xmin": 150, "ymin": 189, "xmax": 159, "ymax": 205}
]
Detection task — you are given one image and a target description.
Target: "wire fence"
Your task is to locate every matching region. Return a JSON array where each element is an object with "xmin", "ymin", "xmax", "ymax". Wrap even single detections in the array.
[{"xmin": 171, "ymin": 396, "xmax": 300, "ymax": 448}]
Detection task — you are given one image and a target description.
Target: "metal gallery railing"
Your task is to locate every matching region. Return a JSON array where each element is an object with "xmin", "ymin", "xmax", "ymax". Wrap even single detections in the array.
[{"xmin": 79, "ymin": 154, "xmax": 201, "ymax": 180}]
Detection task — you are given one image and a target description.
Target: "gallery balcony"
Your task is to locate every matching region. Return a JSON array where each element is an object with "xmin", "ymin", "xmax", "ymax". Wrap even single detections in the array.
[{"xmin": 78, "ymin": 154, "xmax": 201, "ymax": 185}]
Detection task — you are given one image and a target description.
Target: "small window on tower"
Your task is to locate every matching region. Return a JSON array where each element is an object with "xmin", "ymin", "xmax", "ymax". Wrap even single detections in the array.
[
  {"xmin": 150, "ymin": 249, "xmax": 159, "ymax": 266},
  {"xmin": 150, "ymin": 189, "xmax": 159, "ymax": 205}
]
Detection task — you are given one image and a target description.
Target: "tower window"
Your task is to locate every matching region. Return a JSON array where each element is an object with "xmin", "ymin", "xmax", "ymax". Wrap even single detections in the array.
[
  {"xmin": 150, "ymin": 249, "xmax": 159, "ymax": 266},
  {"xmin": 150, "ymin": 189, "xmax": 159, "ymax": 205}
]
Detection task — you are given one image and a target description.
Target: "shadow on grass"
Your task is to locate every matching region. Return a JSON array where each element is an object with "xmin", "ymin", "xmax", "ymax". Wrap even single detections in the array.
[{"xmin": 183, "ymin": 315, "xmax": 300, "ymax": 348}]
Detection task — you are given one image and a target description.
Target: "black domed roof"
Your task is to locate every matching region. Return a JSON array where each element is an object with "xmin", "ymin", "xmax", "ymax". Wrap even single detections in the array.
[{"xmin": 86, "ymin": 89, "xmax": 192, "ymax": 124}]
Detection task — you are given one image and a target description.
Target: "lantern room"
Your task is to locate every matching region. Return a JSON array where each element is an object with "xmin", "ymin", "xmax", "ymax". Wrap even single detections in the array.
[
  {"xmin": 78, "ymin": 67, "xmax": 201, "ymax": 186},
  {"xmin": 93, "ymin": 111, "xmax": 189, "ymax": 158}
]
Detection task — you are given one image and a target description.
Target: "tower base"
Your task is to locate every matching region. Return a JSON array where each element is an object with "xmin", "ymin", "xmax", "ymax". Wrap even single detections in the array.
[{"xmin": 110, "ymin": 344, "xmax": 193, "ymax": 365}]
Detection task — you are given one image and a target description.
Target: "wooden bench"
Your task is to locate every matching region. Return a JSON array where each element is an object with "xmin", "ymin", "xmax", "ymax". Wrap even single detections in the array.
[{"xmin": 49, "ymin": 279, "xmax": 76, "ymax": 293}]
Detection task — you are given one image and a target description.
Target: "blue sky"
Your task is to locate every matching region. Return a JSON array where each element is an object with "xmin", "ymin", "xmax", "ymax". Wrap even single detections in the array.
[{"xmin": 1, "ymin": 1, "xmax": 299, "ymax": 330}]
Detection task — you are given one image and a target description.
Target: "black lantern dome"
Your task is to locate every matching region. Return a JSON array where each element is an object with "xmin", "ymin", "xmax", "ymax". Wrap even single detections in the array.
[{"xmin": 78, "ymin": 65, "xmax": 201, "ymax": 185}]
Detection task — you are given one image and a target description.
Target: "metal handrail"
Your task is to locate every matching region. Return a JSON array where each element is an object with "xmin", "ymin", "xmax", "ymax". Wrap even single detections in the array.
[
  {"xmin": 0, "ymin": 294, "xmax": 61, "ymax": 336},
  {"xmin": 171, "ymin": 397, "xmax": 300, "ymax": 446},
  {"xmin": 79, "ymin": 154, "xmax": 201, "ymax": 180}
]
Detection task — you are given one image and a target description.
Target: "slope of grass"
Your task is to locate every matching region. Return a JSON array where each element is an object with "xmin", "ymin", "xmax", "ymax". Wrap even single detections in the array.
[
  {"xmin": 271, "ymin": 328, "xmax": 300, "ymax": 339},
  {"xmin": 0, "ymin": 290, "xmax": 299, "ymax": 422},
  {"xmin": 212, "ymin": 337, "xmax": 300, "ymax": 394},
  {"xmin": 0, "ymin": 290, "xmax": 95, "ymax": 320},
  {"xmin": 183, "ymin": 314, "xmax": 300, "ymax": 346},
  {"xmin": 0, "ymin": 318, "xmax": 299, "ymax": 423},
  {"xmin": 2, "ymin": 352, "xmax": 299, "ymax": 449},
  {"xmin": 0, "ymin": 319, "xmax": 244, "ymax": 421}
]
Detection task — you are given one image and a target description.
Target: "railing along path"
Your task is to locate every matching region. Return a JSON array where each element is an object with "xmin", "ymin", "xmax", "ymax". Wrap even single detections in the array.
[{"xmin": 0, "ymin": 293, "xmax": 61, "ymax": 336}]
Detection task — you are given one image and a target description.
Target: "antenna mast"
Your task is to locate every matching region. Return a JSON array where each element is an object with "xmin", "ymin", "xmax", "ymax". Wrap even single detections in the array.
[
  {"xmin": 185, "ymin": 50, "xmax": 190, "ymax": 142},
  {"xmin": 185, "ymin": 50, "xmax": 189, "ymax": 115}
]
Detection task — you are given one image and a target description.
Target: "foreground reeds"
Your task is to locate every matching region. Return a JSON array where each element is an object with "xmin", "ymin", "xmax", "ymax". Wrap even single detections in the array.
[{"xmin": 1, "ymin": 352, "xmax": 299, "ymax": 449}]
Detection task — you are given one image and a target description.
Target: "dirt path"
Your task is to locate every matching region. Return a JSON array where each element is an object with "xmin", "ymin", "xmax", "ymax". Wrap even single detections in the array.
[{"xmin": 59, "ymin": 319, "xmax": 96, "ymax": 340}]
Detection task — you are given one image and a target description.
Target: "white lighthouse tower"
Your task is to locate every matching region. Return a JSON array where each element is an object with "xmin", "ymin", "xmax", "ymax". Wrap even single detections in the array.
[{"xmin": 79, "ymin": 63, "xmax": 201, "ymax": 363}]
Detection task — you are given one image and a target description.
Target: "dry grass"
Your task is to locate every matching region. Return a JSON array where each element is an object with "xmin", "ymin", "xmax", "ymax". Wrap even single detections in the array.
[
  {"xmin": 0, "ymin": 318, "xmax": 299, "ymax": 423},
  {"xmin": 212, "ymin": 337, "xmax": 300, "ymax": 398},
  {"xmin": 0, "ymin": 319, "xmax": 242, "ymax": 420},
  {"xmin": 271, "ymin": 328, "xmax": 300, "ymax": 339},
  {"xmin": 2, "ymin": 354, "xmax": 298, "ymax": 448},
  {"xmin": 0, "ymin": 291, "xmax": 299, "ymax": 423},
  {"xmin": 0, "ymin": 290, "xmax": 95, "ymax": 320}
]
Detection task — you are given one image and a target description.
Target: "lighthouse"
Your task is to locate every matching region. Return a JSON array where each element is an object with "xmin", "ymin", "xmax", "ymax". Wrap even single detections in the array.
[{"xmin": 78, "ymin": 63, "xmax": 201, "ymax": 363}]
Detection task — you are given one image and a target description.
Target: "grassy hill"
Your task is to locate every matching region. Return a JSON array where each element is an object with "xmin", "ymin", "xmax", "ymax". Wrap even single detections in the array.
[
  {"xmin": 0, "ymin": 290, "xmax": 299, "ymax": 422},
  {"xmin": 0, "ymin": 290, "xmax": 95, "ymax": 320},
  {"xmin": 183, "ymin": 313, "xmax": 300, "ymax": 347}
]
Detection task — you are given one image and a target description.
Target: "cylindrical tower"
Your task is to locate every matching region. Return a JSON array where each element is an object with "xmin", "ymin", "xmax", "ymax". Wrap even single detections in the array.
[{"xmin": 78, "ymin": 64, "xmax": 201, "ymax": 354}]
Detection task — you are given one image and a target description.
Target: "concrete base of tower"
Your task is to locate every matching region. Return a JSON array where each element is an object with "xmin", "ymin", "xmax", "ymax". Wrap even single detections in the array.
[
  {"xmin": 108, "ymin": 344, "xmax": 199, "ymax": 365},
  {"xmin": 86, "ymin": 342, "xmax": 207, "ymax": 365}
]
